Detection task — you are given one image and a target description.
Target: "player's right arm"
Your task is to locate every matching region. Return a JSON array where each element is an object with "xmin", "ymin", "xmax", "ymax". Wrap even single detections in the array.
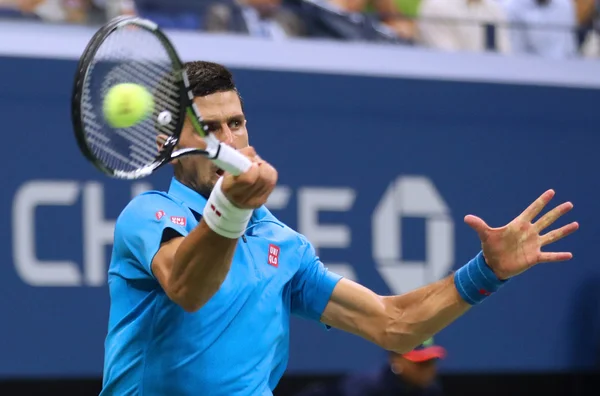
[
  {"xmin": 152, "ymin": 223, "xmax": 237, "ymax": 312},
  {"xmin": 152, "ymin": 148, "xmax": 277, "ymax": 312}
]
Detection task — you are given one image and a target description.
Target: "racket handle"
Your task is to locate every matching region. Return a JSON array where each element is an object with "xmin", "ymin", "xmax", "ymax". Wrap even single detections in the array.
[{"xmin": 211, "ymin": 143, "xmax": 253, "ymax": 176}]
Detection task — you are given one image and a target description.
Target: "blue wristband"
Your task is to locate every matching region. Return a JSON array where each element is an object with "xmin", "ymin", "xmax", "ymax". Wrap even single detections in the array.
[{"xmin": 454, "ymin": 251, "xmax": 508, "ymax": 305}]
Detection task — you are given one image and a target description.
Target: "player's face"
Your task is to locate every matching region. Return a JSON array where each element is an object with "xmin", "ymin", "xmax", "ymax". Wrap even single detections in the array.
[{"xmin": 174, "ymin": 90, "xmax": 249, "ymax": 196}]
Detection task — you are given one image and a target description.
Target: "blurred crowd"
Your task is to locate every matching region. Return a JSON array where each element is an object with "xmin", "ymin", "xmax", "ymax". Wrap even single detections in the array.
[{"xmin": 2, "ymin": 0, "xmax": 600, "ymax": 58}]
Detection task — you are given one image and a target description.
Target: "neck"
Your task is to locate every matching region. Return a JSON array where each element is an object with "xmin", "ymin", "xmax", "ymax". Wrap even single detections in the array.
[{"xmin": 175, "ymin": 175, "xmax": 212, "ymax": 199}]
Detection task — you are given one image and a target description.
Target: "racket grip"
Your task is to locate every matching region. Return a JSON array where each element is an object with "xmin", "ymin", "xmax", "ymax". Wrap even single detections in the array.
[{"xmin": 212, "ymin": 143, "xmax": 252, "ymax": 176}]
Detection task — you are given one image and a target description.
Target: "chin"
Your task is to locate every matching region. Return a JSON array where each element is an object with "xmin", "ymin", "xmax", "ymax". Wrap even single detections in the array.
[
  {"xmin": 207, "ymin": 174, "xmax": 221, "ymax": 190},
  {"xmin": 210, "ymin": 168, "xmax": 224, "ymax": 182},
  {"xmin": 210, "ymin": 174, "xmax": 221, "ymax": 185}
]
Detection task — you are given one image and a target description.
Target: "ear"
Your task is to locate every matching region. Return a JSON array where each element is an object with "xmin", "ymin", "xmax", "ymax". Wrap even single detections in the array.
[
  {"xmin": 156, "ymin": 133, "xmax": 168, "ymax": 152},
  {"xmin": 156, "ymin": 133, "xmax": 179, "ymax": 166}
]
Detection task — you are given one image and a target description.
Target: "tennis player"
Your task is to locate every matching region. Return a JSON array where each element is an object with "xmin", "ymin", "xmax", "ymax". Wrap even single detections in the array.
[{"xmin": 100, "ymin": 61, "xmax": 579, "ymax": 396}]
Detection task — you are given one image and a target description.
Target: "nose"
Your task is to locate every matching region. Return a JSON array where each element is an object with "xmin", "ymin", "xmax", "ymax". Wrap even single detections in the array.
[{"xmin": 214, "ymin": 126, "xmax": 234, "ymax": 146}]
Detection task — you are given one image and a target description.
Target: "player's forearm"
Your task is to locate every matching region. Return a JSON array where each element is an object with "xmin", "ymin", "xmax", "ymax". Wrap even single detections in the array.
[
  {"xmin": 381, "ymin": 276, "xmax": 470, "ymax": 353},
  {"xmin": 170, "ymin": 221, "xmax": 237, "ymax": 312},
  {"xmin": 381, "ymin": 250, "xmax": 509, "ymax": 352}
]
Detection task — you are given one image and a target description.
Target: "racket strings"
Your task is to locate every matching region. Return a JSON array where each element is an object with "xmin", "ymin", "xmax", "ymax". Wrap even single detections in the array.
[{"xmin": 80, "ymin": 25, "xmax": 182, "ymax": 173}]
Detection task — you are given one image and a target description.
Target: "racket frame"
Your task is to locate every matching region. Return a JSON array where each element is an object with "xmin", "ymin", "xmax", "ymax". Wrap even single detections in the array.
[{"xmin": 71, "ymin": 16, "xmax": 249, "ymax": 180}]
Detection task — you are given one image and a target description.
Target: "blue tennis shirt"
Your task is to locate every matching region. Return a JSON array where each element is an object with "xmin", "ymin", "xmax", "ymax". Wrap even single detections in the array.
[{"xmin": 101, "ymin": 177, "xmax": 343, "ymax": 396}]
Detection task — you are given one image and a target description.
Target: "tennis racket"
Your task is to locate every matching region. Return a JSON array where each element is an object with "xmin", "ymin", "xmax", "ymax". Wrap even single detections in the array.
[{"xmin": 71, "ymin": 16, "xmax": 252, "ymax": 180}]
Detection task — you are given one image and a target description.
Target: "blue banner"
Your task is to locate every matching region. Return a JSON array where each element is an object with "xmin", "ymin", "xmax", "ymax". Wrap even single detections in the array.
[{"xmin": 1, "ymin": 54, "xmax": 599, "ymax": 378}]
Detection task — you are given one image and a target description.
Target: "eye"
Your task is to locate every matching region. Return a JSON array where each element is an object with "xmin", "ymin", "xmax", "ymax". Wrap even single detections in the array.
[
  {"xmin": 204, "ymin": 123, "xmax": 219, "ymax": 133},
  {"xmin": 229, "ymin": 119, "xmax": 243, "ymax": 129}
]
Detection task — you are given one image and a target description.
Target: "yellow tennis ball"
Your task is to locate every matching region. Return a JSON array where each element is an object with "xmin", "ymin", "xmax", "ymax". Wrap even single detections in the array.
[{"xmin": 103, "ymin": 83, "xmax": 154, "ymax": 128}]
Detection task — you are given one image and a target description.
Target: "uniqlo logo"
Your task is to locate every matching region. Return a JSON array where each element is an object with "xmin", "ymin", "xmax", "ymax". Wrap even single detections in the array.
[
  {"xmin": 155, "ymin": 210, "xmax": 165, "ymax": 220},
  {"xmin": 268, "ymin": 244, "xmax": 280, "ymax": 268},
  {"xmin": 170, "ymin": 216, "xmax": 186, "ymax": 226}
]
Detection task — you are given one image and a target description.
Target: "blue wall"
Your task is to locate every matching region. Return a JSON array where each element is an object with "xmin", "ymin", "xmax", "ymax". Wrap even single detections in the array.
[{"xmin": 1, "ymin": 56, "xmax": 599, "ymax": 377}]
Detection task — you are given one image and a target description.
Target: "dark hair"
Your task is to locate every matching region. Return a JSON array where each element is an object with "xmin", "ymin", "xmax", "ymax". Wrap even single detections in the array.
[{"xmin": 184, "ymin": 61, "xmax": 243, "ymax": 106}]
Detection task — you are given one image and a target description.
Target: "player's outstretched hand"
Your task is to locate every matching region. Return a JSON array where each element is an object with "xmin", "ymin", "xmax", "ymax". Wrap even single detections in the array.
[
  {"xmin": 221, "ymin": 146, "xmax": 278, "ymax": 209},
  {"xmin": 464, "ymin": 190, "xmax": 579, "ymax": 280}
]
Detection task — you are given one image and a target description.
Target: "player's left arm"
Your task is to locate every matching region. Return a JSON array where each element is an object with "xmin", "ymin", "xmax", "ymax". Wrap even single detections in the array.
[
  {"xmin": 321, "ymin": 275, "xmax": 468, "ymax": 353},
  {"xmin": 290, "ymin": 239, "xmax": 466, "ymax": 352},
  {"xmin": 320, "ymin": 190, "xmax": 578, "ymax": 353}
]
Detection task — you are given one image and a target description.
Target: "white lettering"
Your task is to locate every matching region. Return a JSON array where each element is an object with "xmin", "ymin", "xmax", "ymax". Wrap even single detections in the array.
[
  {"xmin": 13, "ymin": 178, "xmax": 453, "ymax": 290},
  {"xmin": 298, "ymin": 188, "xmax": 357, "ymax": 281},
  {"xmin": 131, "ymin": 182, "xmax": 152, "ymax": 197},
  {"xmin": 13, "ymin": 180, "xmax": 152, "ymax": 287},
  {"xmin": 372, "ymin": 176, "xmax": 454, "ymax": 294},
  {"xmin": 13, "ymin": 181, "xmax": 81, "ymax": 286},
  {"xmin": 265, "ymin": 186, "xmax": 292, "ymax": 210},
  {"xmin": 83, "ymin": 182, "xmax": 115, "ymax": 286}
]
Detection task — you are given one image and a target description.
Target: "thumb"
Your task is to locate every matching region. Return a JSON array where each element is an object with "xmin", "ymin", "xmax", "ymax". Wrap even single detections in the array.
[{"xmin": 464, "ymin": 215, "xmax": 490, "ymax": 241}]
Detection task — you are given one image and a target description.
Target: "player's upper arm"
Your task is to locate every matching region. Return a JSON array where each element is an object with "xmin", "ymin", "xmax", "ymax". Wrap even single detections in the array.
[
  {"xmin": 290, "ymin": 238, "xmax": 343, "ymax": 322},
  {"xmin": 320, "ymin": 278, "xmax": 391, "ymax": 348},
  {"xmin": 151, "ymin": 235, "xmax": 184, "ymax": 295},
  {"xmin": 115, "ymin": 193, "xmax": 190, "ymax": 282}
]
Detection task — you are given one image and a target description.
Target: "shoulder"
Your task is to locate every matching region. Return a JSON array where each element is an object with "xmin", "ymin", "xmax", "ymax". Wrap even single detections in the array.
[
  {"xmin": 250, "ymin": 206, "xmax": 315, "ymax": 259},
  {"xmin": 265, "ymin": 208, "xmax": 313, "ymax": 249},
  {"xmin": 119, "ymin": 191, "xmax": 185, "ymax": 219},
  {"xmin": 114, "ymin": 190, "xmax": 189, "ymax": 234}
]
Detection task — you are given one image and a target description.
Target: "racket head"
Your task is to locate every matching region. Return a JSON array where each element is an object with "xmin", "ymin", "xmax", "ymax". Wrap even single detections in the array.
[{"xmin": 71, "ymin": 16, "xmax": 203, "ymax": 179}]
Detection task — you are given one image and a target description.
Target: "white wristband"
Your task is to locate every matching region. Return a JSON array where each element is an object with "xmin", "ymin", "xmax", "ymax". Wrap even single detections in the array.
[{"xmin": 203, "ymin": 177, "xmax": 252, "ymax": 239}]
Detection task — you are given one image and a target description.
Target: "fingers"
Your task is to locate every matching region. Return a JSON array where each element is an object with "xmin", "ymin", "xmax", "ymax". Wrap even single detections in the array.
[
  {"xmin": 235, "ymin": 162, "xmax": 260, "ymax": 184},
  {"xmin": 238, "ymin": 146, "xmax": 257, "ymax": 160},
  {"xmin": 519, "ymin": 189, "xmax": 555, "ymax": 223},
  {"xmin": 227, "ymin": 146, "xmax": 260, "ymax": 184},
  {"xmin": 242, "ymin": 162, "xmax": 277, "ymax": 197},
  {"xmin": 534, "ymin": 200, "xmax": 574, "ymax": 233},
  {"xmin": 220, "ymin": 146, "xmax": 278, "ymax": 209},
  {"xmin": 229, "ymin": 150, "xmax": 272, "ymax": 186},
  {"xmin": 537, "ymin": 251, "xmax": 573, "ymax": 263},
  {"xmin": 540, "ymin": 221, "xmax": 579, "ymax": 246},
  {"xmin": 464, "ymin": 215, "xmax": 491, "ymax": 241}
]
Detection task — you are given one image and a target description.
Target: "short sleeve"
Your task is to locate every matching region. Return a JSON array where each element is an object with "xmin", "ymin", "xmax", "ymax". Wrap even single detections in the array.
[
  {"xmin": 114, "ymin": 193, "xmax": 191, "ymax": 278},
  {"xmin": 290, "ymin": 238, "xmax": 343, "ymax": 323}
]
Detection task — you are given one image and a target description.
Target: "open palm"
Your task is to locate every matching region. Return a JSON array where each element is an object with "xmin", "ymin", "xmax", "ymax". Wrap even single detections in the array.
[{"xmin": 464, "ymin": 190, "xmax": 579, "ymax": 280}]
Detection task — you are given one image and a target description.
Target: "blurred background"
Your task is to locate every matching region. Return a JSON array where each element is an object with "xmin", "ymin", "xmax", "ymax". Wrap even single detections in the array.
[{"xmin": 1, "ymin": 0, "xmax": 600, "ymax": 395}]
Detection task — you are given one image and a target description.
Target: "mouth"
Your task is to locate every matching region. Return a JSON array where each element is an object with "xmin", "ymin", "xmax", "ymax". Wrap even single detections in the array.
[{"xmin": 215, "ymin": 168, "xmax": 225, "ymax": 177}]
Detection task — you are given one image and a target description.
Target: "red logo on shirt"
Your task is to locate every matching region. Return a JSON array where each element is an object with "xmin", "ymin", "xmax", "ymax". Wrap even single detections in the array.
[
  {"xmin": 268, "ymin": 244, "xmax": 280, "ymax": 267},
  {"xmin": 155, "ymin": 210, "xmax": 165, "ymax": 220},
  {"xmin": 170, "ymin": 216, "xmax": 186, "ymax": 226}
]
